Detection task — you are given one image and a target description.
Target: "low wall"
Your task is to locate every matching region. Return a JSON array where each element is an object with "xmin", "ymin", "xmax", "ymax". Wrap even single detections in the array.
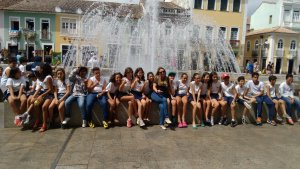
[{"xmin": 1, "ymin": 101, "xmax": 298, "ymax": 128}]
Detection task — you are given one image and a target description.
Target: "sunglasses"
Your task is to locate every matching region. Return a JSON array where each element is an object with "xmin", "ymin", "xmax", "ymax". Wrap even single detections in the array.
[{"xmin": 159, "ymin": 71, "xmax": 165, "ymax": 73}]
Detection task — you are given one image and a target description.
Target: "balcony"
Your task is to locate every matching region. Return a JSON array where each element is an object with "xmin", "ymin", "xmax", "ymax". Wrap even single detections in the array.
[
  {"xmin": 230, "ymin": 40, "xmax": 240, "ymax": 48},
  {"xmin": 288, "ymin": 50, "xmax": 297, "ymax": 59},
  {"xmin": 22, "ymin": 28, "xmax": 35, "ymax": 40},
  {"xmin": 9, "ymin": 30, "xmax": 20, "ymax": 38},
  {"xmin": 261, "ymin": 49, "xmax": 268, "ymax": 58},
  {"xmin": 275, "ymin": 49, "xmax": 284, "ymax": 58},
  {"xmin": 40, "ymin": 31, "xmax": 51, "ymax": 40}
]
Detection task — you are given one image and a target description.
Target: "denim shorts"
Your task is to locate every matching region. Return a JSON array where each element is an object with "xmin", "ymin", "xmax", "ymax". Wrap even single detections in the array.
[
  {"xmin": 210, "ymin": 93, "xmax": 219, "ymax": 100},
  {"xmin": 223, "ymin": 96, "xmax": 234, "ymax": 105}
]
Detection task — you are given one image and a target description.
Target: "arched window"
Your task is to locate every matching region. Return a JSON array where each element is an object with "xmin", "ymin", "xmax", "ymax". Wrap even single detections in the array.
[
  {"xmin": 254, "ymin": 40, "xmax": 259, "ymax": 50},
  {"xmin": 277, "ymin": 39, "xmax": 283, "ymax": 49},
  {"xmin": 247, "ymin": 41, "xmax": 250, "ymax": 52},
  {"xmin": 290, "ymin": 40, "xmax": 296, "ymax": 50}
]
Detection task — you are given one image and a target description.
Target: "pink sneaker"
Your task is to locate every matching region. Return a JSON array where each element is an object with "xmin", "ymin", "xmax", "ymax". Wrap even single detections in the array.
[
  {"xmin": 178, "ymin": 122, "xmax": 183, "ymax": 128},
  {"xmin": 182, "ymin": 121, "xmax": 188, "ymax": 128},
  {"xmin": 127, "ymin": 119, "xmax": 132, "ymax": 128}
]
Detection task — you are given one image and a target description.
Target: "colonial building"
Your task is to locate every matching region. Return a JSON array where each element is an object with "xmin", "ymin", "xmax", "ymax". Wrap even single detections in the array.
[
  {"xmin": 250, "ymin": 0, "xmax": 300, "ymax": 73},
  {"xmin": 171, "ymin": 0, "xmax": 248, "ymax": 69}
]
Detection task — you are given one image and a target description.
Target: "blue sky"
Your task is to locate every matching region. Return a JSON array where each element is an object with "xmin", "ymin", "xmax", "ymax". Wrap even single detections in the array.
[{"xmin": 247, "ymin": 0, "xmax": 262, "ymax": 16}]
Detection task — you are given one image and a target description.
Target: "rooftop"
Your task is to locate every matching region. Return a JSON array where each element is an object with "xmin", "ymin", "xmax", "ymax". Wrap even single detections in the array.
[{"xmin": 246, "ymin": 27, "xmax": 300, "ymax": 36}]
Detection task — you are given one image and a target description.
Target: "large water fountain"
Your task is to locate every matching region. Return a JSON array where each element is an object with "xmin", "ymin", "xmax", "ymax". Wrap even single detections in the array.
[{"xmin": 62, "ymin": 0, "xmax": 241, "ymax": 75}]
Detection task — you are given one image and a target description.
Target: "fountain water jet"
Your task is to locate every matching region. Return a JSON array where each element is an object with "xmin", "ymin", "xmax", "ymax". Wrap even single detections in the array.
[{"xmin": 62, "ymin": 0, "xmax": 241, "ymax": 76}]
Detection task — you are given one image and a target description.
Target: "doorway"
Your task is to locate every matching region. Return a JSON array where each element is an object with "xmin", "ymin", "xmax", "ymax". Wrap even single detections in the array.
[
  {"xmin": 25, "ymin": 44, "xmax": 35, "ymax": 62},
  {"xmin": 288, "ymin": 59, "xmax": 294, "ymax": 74},
  {"xmin": 8, "ymin": 45, "xmax": 18, "ymax": 58},
  {"xmin": 275, "ymin": 58, "xmax": 281, "ymax": 74}
]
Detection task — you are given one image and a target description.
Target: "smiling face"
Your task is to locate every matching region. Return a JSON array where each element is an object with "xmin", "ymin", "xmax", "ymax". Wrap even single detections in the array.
[
  {"xmin": 181, "ymin": 74, "xmax": 188, "ymax": 83},
  {"xmin": 115, "ymin": 74, "xmax": 122, "ymax": 84},
  {"xmin": 203, "ymin": 74, "xmax": 210, "ymax": 83},
  {"xmin": 238, "ymin": 79, "xmax": 245, "ymax": 87},
  {"xmin": 252, "ymin": 75, "xmax": 259, "ymax": 84},
  {"xmin": 137, "ymin": 70, "xmax": 144, "ymax": 79},
  {"xmin": 57, "ymin": 70, "xmax": 65, "ymax": 80},
  {"xmin": 212, "ymin": 74, "xmax": 218, "ymax": 82},
  {"xmin": 148, "ymin": 73, "xmax": 154, "ymax": 82},
  {"xmin": 286, "ymin": 77, "xmax": 293, "ymax": 85},
  {"xmin": 194, "ymin": 75, "xmax": 201, "ymax": 84},
  {"xmin": 158, "ymin": 68, "xmax": 166, "ymax": 78},
  {"xmin": 93, "ymin": 70, "xmax": 101, "ymax": 79}
]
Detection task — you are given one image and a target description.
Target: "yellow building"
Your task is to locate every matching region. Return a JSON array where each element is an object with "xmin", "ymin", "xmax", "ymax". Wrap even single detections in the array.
[
  {"xmin": 245, "ymin": 27, "xmax": 300, "ymax": 74},
  {"xmin": 186, "ymin": 0, "xmax": 247, "ymax": 68}
]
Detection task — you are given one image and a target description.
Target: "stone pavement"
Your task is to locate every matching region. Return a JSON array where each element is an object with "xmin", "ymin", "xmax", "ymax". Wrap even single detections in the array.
[{"xmin": 0, "ymin": 124, "xmax": 300, "ymax": 169}]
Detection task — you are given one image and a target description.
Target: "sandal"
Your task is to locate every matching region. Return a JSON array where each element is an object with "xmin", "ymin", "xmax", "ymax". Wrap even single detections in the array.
[
  {"xmin": 32, "ymin": 120, "xmax": 39, "ymax": 130},
  {"xmin": 127, "ymin": 119, "xmax": 132, "ymax": 128},
  {"xmin": 270, "ymin": 120, "xmax": 277, "ymax": 126},
  {"xmin": 89, "ymin": 121, "xmax": 95, "ymax": 128},
  {"xmin": 160, "ymin": 125, "xmax": 167, "ymax": 130},
  {"xmin": 192, "ymin": 124, "xmax": 198, "ymax": 129},
  {"xmin": 287, "ymin": 118, "xmax": 294, "ymax": 125},
  {"xmin": 178, "ymin": 122, "xmax": 183, "ymax": 128},
  {"xmin": 103, "ymin": 121, "xmax": 109, "ymax": 129},
  {"xmin": 182, "ymin": 121, "xmax": 188, "ymax": 128}
]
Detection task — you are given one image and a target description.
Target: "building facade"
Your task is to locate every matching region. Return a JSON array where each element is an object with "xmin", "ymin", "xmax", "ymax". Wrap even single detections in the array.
[
  {"xmin": 172, "ymin": 0, "xmax": 247, "ymax": 68},
  {"xmin": 244, "ymin": 27, "xmax": 300, "ymax": 74}
]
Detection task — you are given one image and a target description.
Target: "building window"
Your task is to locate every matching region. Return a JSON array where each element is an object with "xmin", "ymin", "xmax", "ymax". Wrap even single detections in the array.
[
  {"xmin": 284, "ymin": 9, "xmax": 291, "ymax": 21},
  {"xmin": 207, "ymin": 0, "xmax": 215, "ymax": 10},
  {"xmin": 194, "ymin": 0, "xmax": 202, "ymax": 9},
  {"xmin": 269, "ymin": 15, "xmax": 272, "ymax": 24},
  {"xmin": 254, "ymin": 40, "xmax": 259, "ymax": 50},
  {"xmin": 41, "ymin": 19, "xmax": 50, "ymax": 40},
  {"xmin": 61, "ymin": 45, "xmax": 71, "ymax": 61},
  {"xmin": 9, "ymin": 17, "xmax": 20, "ymax": 30},
  {"xmin": 220, "ymin": 0, "xmax": 228, "ymax": 11},
  {"xmin": 247, "ymin": 41, "xmax": 250, "ymax": 52},
  {"xmin": 293, "ymin": 10, "xmax": 300, "ymax": 22},
  {"xmin": 25, "ymin": 18, "xmax": 35, "ymax": 31},
  {"xmin": 61, "ymin": 18, "xmax": 77, "ymax": 35},
  {"xmin": 219, "ymin": 27, "xmax": 226, "ymax": 39},
  {"xmin": 230, "ymin": 28, "xmax": 238, "ymax": 40},
  {"xmin": 233, "ymin": 0, "xmax": 241, "ymax": 12},
  {"xmin": 290, "ymin": 40, "xmax": 296, "ymax": 50},
  {"xmin": 165, "ymin": 25, "xmax": 172, "ymax": 35},
  {"xmin": 206, "ymin": 26, "xmax": 213, "ymax": 40},
  {"xmin": 277, "ymin": 39, "xmax": 283, "ymax": 49}
]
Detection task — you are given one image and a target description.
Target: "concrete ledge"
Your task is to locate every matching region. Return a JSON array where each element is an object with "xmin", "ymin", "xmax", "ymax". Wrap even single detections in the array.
[{"xmin": 2, "ymin": 101, "xmax": 298, "ymax": 128}]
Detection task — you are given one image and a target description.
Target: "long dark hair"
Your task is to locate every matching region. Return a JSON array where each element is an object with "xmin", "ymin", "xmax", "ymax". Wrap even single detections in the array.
[
  {"xmin": 201, "ymin": 72, "xmax": 212, "ymax": 87},
  {"xmin": 191, "ymin": 73, "xmax": 200, "ymax": 81},
  {"xmin": 56, "ymin": 68, "xmax": 66, "ymax": 82},
  {"xmin": 123, "ymin": 67, "xmax": 133, "ymax": 80},
  {"xmin": 134, "ymin": 67, "xmax": 145, "ymax": 81},
  {"xmin": 109, "ymin": 72, "xmax": 123, "ymax": 83},
  {"xmin": 9, "ymin": 67, "xmax": 20, "ymax": 79},
  {"xmin": 38, "ymin": 63, "xmax": 53, "ymax": 80}
]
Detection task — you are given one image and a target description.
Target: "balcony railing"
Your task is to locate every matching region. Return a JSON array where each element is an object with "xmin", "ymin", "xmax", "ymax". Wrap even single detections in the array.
[
  {"xmin": 288, "ymin": 50, "xmax": 297, "ymax": 59},
  {"xmin": 275, "ymin": 49, "xmax": 284, "ymax": 58},
  {"xmin": 9, "ymin": 30, "xmax": 20, "ymax": 38},
  {"xmin": 230, "ymin": 40, "xmax": 240, "ymax": 48},
  {"xmin": 22, "ymin": 28, "xmax": 35, "ymax": 40},
  {"xmin": 261, "ymin": 49, "xmax": 268, "ymax": 58},
  {"xmin": 41, "ymin": 30, "xmax": 51, "ymax": 40}
]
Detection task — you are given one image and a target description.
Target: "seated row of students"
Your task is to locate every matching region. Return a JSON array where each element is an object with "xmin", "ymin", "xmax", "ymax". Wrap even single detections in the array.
[{"xmin": 3, "ymin": 57, "xmax": 300, "ymax": 131}]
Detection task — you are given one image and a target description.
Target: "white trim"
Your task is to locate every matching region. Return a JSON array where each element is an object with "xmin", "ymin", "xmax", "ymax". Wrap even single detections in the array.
[
  {"xmin": 6, "ymin": 41, "xmax": 20, "ymax": 48},
  {"xmin": 219, "ymin": 26, "xmax": 227, "ymax": 39},
  {"xmin": 277, "ymin": 38, "xmax": 284, "ymax": 49},
  {"xmin": 41, "ymin": 43, "xmax": 54, "ymax": 51},
  {"xmin": 40, "ymin": 18, "xmax": 51, "ymax": 40},
  {"xmin": 290, "ymin": 39, "xmax": 297, "ymax": 50},
  {"xmin": 8, "ymin": 16, "xmax": 20, "ymax": 30},
  {"xmin": 246, "ymin": 40, "xmax": 251, "ymax": 52},
  {"xmin": 24, "ymin": 17, "xmax": 35, "ymax": 31},
  {"xmin": 232, "ymin": 0, "xmax": 242, "ymax": 13},
  {"xmin": 60, "ymin": 17, "xmax": 79, "ymax": 37}
]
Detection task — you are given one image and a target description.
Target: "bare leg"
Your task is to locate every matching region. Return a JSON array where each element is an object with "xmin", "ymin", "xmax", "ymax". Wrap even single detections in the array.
[
  {"xmin": 20, "ymin": 94, "xmax": 27, "ymax": 113},
  {"xmin": 58, "ymin": 101, "xmax": 65, "ymax": 123},
  {"xmin": 176, "ymin": 96, "xmax": 182, "ymax": 123},
  {"xmin": 182, "ymin": 96, "xmax": 188, "ymax": 123},
  {"xmin": 8, "ymin": 96, "xmax": 21, "ymax": 115}
]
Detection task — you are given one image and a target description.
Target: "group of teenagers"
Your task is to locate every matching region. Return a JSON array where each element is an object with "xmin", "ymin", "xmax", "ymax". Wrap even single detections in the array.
[{"xmin": 2, "ymin": 56, "xmax": 300, "ymax": 132}]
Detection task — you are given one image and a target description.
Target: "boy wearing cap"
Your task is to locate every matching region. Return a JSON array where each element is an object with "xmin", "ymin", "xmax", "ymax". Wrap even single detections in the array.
[
  {"xmin": 219, "ymin": 73, "xmax": 238, "ymax": 127},
  {"xmin": 244, "ymin": 72, "xmax": 276, "ymax": 126}
]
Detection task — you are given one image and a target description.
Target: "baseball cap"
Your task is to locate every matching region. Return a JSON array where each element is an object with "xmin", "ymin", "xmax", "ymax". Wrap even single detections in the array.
[
  {"xmin": 221, "ymin": 73, "xmax": 230, "ymax": 79},
  {"xmin": 168, "ymin": 72, "xmax": 176, "ymax": 77}
]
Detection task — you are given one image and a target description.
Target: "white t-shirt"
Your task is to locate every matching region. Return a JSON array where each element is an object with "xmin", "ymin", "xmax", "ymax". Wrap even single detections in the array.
[
  {"xmin": 177, "ymin": 80, "xmax": 188, "ymax": 95},
  {"xmin": 245, "ymin": 80, "xmax": 264, "ymax": 96},
  {"xmin": 132, "ymin": 80, "xmax": 144, "ymax": 92},
  {"xmin": 221, "ymin": 82, "xmax": 235, "ymax": 97},
  {"xmin": 211, "ymin": 81, "xmax": 221, "ymax": 94},
  {"xmin": 1, "ymin": 67, "xmax": 11, "ymax": 87},
  {"xmin": 189, "ymin": 81, "xmax": 201, "ymax": 94},
  {"xmin": 121, "ymin": 77, "xmax": 131, "ymax": 93},
  {"xmin": 6, "ymin": 77, "xmax": 26, "ymax": 93},
  {"xmin": 40, "ymin": 75, "xmax": 52, "ymax": 91},
  {"xmin": 235, "ymin": 84, "xmax": 248, "ymax": 96},
  {"xmin": 89, "ymin": 76, "xmax": 105, "ymax": 93},
  {"xmin": 19, "ymin": 64, "xmax": 28, "ymax": 82},
  {"xmin": 265, "ymin": 83, "xmax": 276, "ymax": 98},
  {"xmin": 200, "ymin": 82, "xmax": 208, "ymax": 95},
  {"xmin": 54, "ymin": 79, "xmax": 70, "ymax": 94},
  {"xmin": 279, "ymin": 81, "xmax": 294, "ymax": 98},
  {"xmin": 35, "ymin": 79, "xmax": 41, "ymax": 91},
  {"xmin": 106, "ymin": 82, "xmax": 118, "ymax": 94}
]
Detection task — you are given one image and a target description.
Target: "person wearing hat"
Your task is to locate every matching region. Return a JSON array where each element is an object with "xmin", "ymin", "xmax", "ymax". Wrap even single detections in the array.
[
  {"xmin": 168, "ymin": 71, "xmax": 177, "ymax": 125},
  {"xmin": 219, "ymin": 73, "xmax": 238, "ymax": 127}
]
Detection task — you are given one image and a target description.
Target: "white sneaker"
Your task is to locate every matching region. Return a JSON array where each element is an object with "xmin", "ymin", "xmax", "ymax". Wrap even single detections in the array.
[
  {"xmin": 82, "ymin": 120, "xmax": 87, "ymax": 128},
  {"xmin": 160, "ymin": 125, "xmax": 167, "ymax": 130},
  {"xmin": 210, "ymin": 118, "xmax": 214, "ymax": 126},
  {"xmin": 244, "ymin": 101, "xmax": 252, "ymax": 110},
  {"xmin": 62, "ymin": 117, "xmax": 70, "ymax": 125},
  {"xmin": 139, "ymin": 119, "xmax": 145, "ymax": 127},
  {"xmin": 165, "ymin": 118, "xmax": 172, "ymax": 124},
  {"xmin": 136, "ymin": 118, "xmax": 140, "ymax": 125},
  {"xmin": 23, "ymin": 114, "xmax": 31, "ymax": 125}
]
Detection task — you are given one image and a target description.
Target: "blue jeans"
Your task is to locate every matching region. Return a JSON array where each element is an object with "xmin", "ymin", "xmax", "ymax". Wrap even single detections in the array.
[
  {"xmin": 256, "ymin": 95, "xmax": 275, "ymax": 120},
  {"xmin": 65, "ymin": 95, "xmax": 87, "ymax": 120},
  {"xmin": 151, "ymin": 92, "xmax": 168, "ymax": 125},
  {"xmin": 86, "ymin": 93, "xmax": 109, "ymax": 121},
  {"xmin": 281, "ymin": 96, "xmax": 300, "ymax": 117}
]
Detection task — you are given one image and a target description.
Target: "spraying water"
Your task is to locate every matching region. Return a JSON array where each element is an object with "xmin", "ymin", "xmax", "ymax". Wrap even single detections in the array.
[{"xmin": 62, "ymin": 0, "xmax": 241, "ymax": 76}]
